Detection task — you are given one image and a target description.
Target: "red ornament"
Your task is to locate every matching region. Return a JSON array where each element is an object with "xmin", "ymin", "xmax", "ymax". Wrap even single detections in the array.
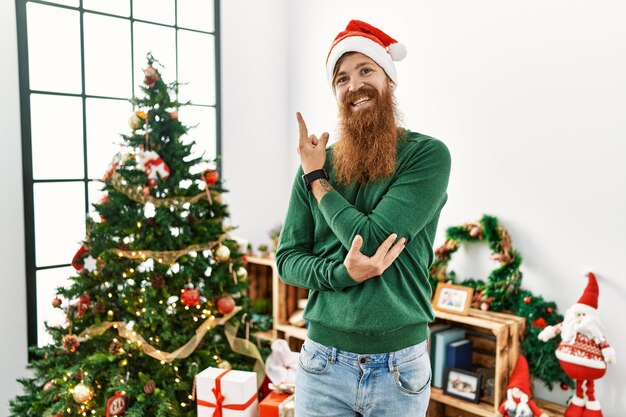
[
  {"xmin": 142, "ymin": 186, "xmax": 151, "ymax": 197},
  {"xmin": 203, "ymin": 169, "xmax": 219, "ymax": 186},
  {"xmin": 217, "ymin": 295, "xmax": 235, "ymax": 315},
  {"xmin": 523, "ymin": 296, "xmax": 532, "ymax": 304},
  {"xmin": 169, "ymin": 110, "xmax": 179, "ymax": 121},
  {"xmin": 532, "ymin": 317, "xmax": 547, "ymax": 329},
  {"xmin": 73, "ymin": 293, "xmax": 92, "ymax": 318},
  {"xmin": 71, "ymin": 246, "xmax": 88, "ymax": 271},
  {"xmin": 106, "ymin": 392, "xmax": 127, "ymax": 417},
  {"xmin": 561, "ymin": 383, "xmax": 570, "ymax": 390},
  {"xmin": 547, "ymin": 307, "xmax": 554, "ymax": 314},
  {"xmin": 148, "ymin": 178, "xmax": 157, "ymax": 187},
  {"xmin": 143, "ymin": 65, "xmax": 159, "ymax": 88},
  {"xmin": 52, "ymin": 297, "xmax": 62, "ymax": 308},
  {"xmin": 180, "ymin": 288, "xmax": 200, "ymax": 307}
]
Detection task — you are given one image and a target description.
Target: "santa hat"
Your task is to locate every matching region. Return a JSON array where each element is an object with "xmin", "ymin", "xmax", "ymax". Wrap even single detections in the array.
[
  {"xmin": 326, "ymin": 20, "xmax": 407, "ymax": 86},
  {"xmin": 571, "ymin": 272, "xmax": 599, "ymax": 316},
  {"xmin": 507, "ymin": 355, "xmax": 532, "ymax": 397}
]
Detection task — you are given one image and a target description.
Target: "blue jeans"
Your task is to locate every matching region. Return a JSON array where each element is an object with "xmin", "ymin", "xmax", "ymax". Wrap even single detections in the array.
[{"xmin": 295, "ymin": 337, "xmax": 431, "ymax": 417}]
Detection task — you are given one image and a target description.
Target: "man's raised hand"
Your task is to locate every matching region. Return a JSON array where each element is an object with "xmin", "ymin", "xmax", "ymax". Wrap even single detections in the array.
[
  {"xmin": 296, "ymin": 112, "xmax": 329, "ymax": 174},
  {"xmin": 343, "ymin": 233, "xmax": 406, "ymax": 282}
]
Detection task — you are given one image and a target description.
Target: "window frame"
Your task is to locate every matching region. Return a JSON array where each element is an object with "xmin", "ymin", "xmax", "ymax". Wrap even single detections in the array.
[{"xmin": 15, "ymin": 0, "xmax": 222, "ymax": 351}]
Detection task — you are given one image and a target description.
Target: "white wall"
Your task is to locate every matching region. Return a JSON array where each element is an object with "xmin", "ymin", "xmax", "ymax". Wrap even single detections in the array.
[
  {"xmin": 0, "ymin": 0, "xmax": 28, "ymax": 415},
  {"xmin": 225, "ymin": 0, "xmax": 626, "ymax": 414},
  {"xmin": 220, "ymin": 0, "xmax": 291, "ymax": 250}
]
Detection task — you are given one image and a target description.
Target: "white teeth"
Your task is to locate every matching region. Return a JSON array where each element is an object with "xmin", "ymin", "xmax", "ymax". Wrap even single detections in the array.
[{"xmin": 352, "ymin": 97, "xmax": 370, "ymax": 106}]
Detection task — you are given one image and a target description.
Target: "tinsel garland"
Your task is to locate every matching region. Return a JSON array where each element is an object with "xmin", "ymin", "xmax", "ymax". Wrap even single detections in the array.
[
  {"xmin": 110, "ymin": 170, "xmax": 218, "ymax": 208},
  {"xmin": 430, "ymin": 214, "xmax": 572, "ymax": 389},
  {"xmin": 77, "ymin": 306, "xmax": 266, "ymax": 387}
]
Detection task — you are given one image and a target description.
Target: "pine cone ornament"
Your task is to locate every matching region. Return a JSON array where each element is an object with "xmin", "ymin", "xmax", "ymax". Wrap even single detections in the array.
[
  {"xmin": 143, "ymin": 379, "xmax": 156, "ymax": 395},
  {"xmin": 151, "ymin": 274, "xmax": 165, "ymax": 289},
  {"xmin": 109, "ymin": 340, "xmax": 123, "ymax": 354},
  {"xmin": 62, "ymin": 334, "xmax": 80, "ymax": 353}
]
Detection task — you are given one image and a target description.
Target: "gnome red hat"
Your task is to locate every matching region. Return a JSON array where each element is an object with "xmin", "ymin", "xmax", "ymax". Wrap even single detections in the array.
[
  {"xmin": 326, "ymin": 20, "xmax": 407, "ymax": 86},
  {"xmin": 571, "ymin": 272, "xmax": 599, "ymax": 316},
  {"xmin": 507, "ymin": 355, "xmax": 532, "ymax": 397}
]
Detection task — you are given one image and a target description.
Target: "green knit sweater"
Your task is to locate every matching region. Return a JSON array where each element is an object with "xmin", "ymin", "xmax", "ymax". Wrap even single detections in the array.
[{"xmin": 276, "ymin": 130, "xmax": 451, "ymax": 354}]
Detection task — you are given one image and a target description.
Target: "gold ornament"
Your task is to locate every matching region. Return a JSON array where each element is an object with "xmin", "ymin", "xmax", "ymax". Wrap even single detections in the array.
[
  {"xmin": 236, "ymin": 266, "xmax": 248, "ymax": 282},
  {"xmin": 128, "ymin": 114, "xmax": 142, "ymax": 130},
  {"xmin": 72, "ymin": 382, "xmax": 94, "ymax": 404},
  {"xmin": 217, "ymin": 360, "xmax": 232, "ymax": 370},
  {"xmin": 215, "ymin": 244, "xmax": 231, "ymax": 262}
]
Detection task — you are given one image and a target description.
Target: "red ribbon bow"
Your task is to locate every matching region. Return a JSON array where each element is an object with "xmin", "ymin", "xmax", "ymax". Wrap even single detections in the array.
[{"xmin": 197, "ymin": 369, "xmax": 257, "ymax": 417}]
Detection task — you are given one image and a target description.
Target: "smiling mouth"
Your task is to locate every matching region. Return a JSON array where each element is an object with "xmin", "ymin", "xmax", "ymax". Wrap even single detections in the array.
[{"xmin": 351, "ymin": 96, "xmax": 372, "ymax": 107}]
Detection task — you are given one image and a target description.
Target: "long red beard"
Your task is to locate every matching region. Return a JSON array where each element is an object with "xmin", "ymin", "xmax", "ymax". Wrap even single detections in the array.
[{"xmin": 331, "ymin": 84, "xmax": 401, "ymax": 185}]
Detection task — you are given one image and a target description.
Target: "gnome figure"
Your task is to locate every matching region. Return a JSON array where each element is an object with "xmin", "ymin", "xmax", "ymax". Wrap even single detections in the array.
[
  {"xmin": 538, "ymin": 272, "xmax": 616, "ymax": 417},
  {"xmin": 495, "ymin": 355, "xmax": 547, "ymax": 417}
]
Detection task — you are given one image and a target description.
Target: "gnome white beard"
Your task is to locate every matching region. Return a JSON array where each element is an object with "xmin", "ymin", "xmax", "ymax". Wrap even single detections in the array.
[
  {"xmin": 514, "ymin": 402, "xmax": 532, "ymax": 417},
  {"xmin": 561, "ymin": 309, "xmax": 604, "ymax": 342}
]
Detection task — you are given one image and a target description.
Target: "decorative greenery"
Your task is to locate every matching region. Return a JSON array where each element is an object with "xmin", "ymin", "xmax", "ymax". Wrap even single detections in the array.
[
  {"xmin": 430, "ymin": 214, "xmax": 572, "ymax": 390},
  {"xmin": 10, "ymin": 54, "xmax": 270, "ymax": 417}
]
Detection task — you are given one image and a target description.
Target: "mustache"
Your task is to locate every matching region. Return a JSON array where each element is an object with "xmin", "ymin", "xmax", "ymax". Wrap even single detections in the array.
[{"xmin": 342, "ymin": 86, "xmax": 380, "ymax": 106}]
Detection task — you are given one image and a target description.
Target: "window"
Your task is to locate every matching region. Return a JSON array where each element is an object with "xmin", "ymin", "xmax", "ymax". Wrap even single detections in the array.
[{"xmin": 15, "ymin": 0, "xmax": 221, "ymax": 347}]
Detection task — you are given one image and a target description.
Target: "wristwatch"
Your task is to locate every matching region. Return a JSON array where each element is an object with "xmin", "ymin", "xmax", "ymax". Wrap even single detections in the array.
[{"xmin": 302, "ymin": 169, "xmax": 328, "ymax": 191}]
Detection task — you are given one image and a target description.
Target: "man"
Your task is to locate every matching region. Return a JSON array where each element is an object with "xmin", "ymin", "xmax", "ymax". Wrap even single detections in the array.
[{"xmin": 276, "ymin": 20, "xmax": 451, "ymax": 417}]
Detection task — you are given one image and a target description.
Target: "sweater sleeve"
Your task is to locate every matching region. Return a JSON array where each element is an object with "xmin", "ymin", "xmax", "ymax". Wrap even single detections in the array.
[
  {"xmin": 318, "ymin": 138, "xmax": 451, "ymax": 256},
  {"xmin": 275, "ymin": 167, "xmax": 360, "ymax": 292}
]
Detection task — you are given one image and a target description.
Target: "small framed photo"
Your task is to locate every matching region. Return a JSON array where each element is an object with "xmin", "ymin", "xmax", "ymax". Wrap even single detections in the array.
[
  {"xmin": 432, "ymin": 282, "xmax": 473, "ymax": 315},
  {"xmin": 443, "ymin": 368, "xmax": 482, "ymax": 403}
]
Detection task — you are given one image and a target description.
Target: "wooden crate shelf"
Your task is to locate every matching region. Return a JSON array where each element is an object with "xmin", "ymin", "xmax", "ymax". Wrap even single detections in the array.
[
  {"xmin": 429, "ymin": 388, "xmax": 493, "ymax": 417},
  {"xmin": 245, "ymin": 256, "xmax": 308, "ymax": 351}
]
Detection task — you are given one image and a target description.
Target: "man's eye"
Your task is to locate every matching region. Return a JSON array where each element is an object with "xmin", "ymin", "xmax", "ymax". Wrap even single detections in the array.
[
  {"xmin": 336, "ymin": 77, "xmax": 348, "ymax": 85},
  {"xmin": 362, "ymin": 68, "xmax": 373, "ymax": 75}
]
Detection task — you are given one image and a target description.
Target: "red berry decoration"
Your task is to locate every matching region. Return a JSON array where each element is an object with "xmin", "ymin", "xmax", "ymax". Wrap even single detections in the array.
[
  {"xmin": 217, "ymin": 295, "xmax": 235, "ymax": 315},
  {"xmin": 531, "ymin": 317, "xmax": 547, "ymax": 329},
  {"xmin": 547, "ymin": 307, "xmax": 554, "ymax": 314},
  {"xmin": 523, "ymin": 296, "xmax": 532, "ymax": 304},
  {"xmin": 204, "ymin": 169, "xmax": 219, "ymax": 186},
  {"xmin": 561, "ymin": 383, "xmax": 569, "ymax": 390},
  {"xmin": 52, "ymin": 297, "xmax": 62, "ymax": 308},
  {"xmin": 180, "ymin": 288, "xmax": 200, "ymax": 307}
]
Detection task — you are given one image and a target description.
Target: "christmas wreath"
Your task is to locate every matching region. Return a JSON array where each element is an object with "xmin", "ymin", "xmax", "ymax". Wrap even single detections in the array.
[
  {"xmin": 430, "ymin": 215, "xmax": 523, "ymax": 311},
  {"xmin": 429, "ymin": 214, "xmax": 572, "ymax": 390}
]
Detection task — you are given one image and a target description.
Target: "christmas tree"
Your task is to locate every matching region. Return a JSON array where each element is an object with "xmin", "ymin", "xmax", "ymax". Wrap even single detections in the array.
[{"xmin": 10, "ymin": 54, "xmax": 265, "ymax": 417}]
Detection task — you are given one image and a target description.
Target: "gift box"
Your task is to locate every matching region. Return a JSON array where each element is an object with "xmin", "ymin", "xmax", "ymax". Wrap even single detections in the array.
[
  {"xmin": 259, "ymin": 391, "xmax": 291, "ymax": 417},
  {"xmin": 196, "ymin": 367, "xmax": 259, "ymax": 417}
]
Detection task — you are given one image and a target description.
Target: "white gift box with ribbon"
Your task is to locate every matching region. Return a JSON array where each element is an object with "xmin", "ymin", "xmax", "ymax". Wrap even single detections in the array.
[{"xmin": 196, "ymin": 367, "xmax": 259, "ymax": 417}]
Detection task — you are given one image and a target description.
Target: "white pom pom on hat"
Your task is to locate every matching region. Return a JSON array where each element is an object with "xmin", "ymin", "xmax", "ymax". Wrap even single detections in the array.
[{"xmin": 326, "ymin": 20, "xmax": 406, "ymax": 86}]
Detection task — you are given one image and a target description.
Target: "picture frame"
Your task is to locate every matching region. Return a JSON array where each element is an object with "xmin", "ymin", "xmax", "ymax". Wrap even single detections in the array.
[
  {"xmin": 432, "ymin": 282, "xmax": 474, "ymax": 316},
  {"xmin": 443, "ymin": 368, "xmax": 482, "ymax": 403}
]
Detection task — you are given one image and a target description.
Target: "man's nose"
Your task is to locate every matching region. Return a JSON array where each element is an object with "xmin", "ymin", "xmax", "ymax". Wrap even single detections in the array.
[{"xmin": 348, "ymin": 79, "xmax": 364, "ymax": 92}]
